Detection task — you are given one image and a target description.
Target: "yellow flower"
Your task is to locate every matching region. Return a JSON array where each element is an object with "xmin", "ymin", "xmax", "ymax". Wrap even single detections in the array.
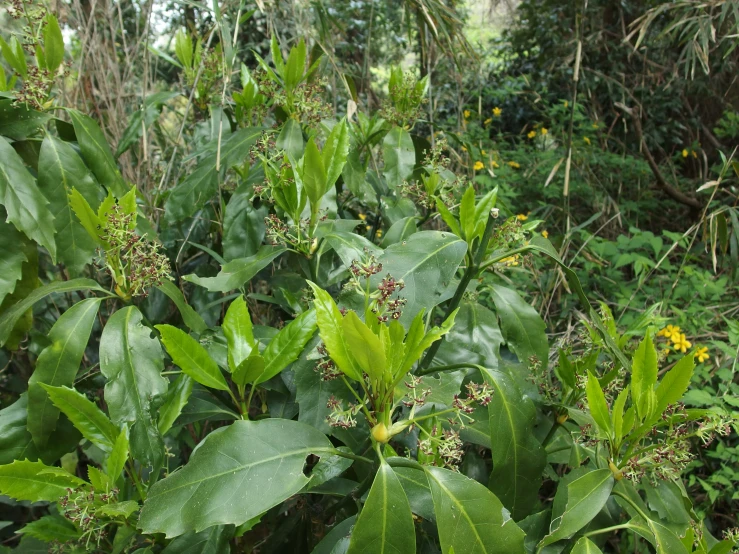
[
  {"xmin": 527, "ymin": 130, "xmax": 537, "ymax": 139},
  {"xmin": 672, "ymin": 333, "xmax": 692, "ymax": 353},
  {"xmin": 461, "ymin": 146, "xmax": 467, "ymax": 152},
  {"xmin": 657, "ymin": 324, "xmax": 681, "ymax": 339},
  {"xmin": 694, "ymin": 346, "xmax": 709, "ymax": 363},
  {"xmin": 365, "ymin": 225, "xmax": 372, "ymax": 231},
  {"xmin": 692, "ymin": 150, "xmax": 697, "ymax": 158},
  {"xmin": 500, "ymin": 255, "xmax": 520, "ymax": 266},
  {"xmin": 507, "ymin": 160, "xmax": 520, "ymax": 169},
  {"xmin": 583, "ymin": 137, "xmax": 591, "ymax": 145},
  {"xmin": 516, "ymin": 214, "xmax": 528, "ymax": 221},
  {"xmin": 473, "ymin": 161, "xmax": 484, "ymax": 171},
  {"xmin": 484, "ymin": 118, "xmax": 492, "ymax": 125},
  {"xmin": 542, "ymin": 230, "xmax": 549, "ymax": 238},
  {"xmin": 358, "ymin": 213, "xmax": 367, "ymax": 221},
  {"xmin": 375, "ymin": 229, "xmax": 383, "ymax": 238},
  {"xmin": 682, "ymin": 149, "xmax": 689, "ymax": 158},
  {"xmin": 592, "ymin": 122, "xmax": 599, "ymax": 129},
  {"xmin": 541, "ymin": 127, "xmax": 548, "ymax": 135},
  {"xmin": 481, "ymin": 150, "xmax": 487, "ymax": 156},
  {"xmin": 464, "ymin": 110, "xmax": 471, "ymax": 119},
  {"xmin": 491, "ymin": 160, "xmax": 500, "ymax": 168},
  {"xmin": 493, "ymin": 107, "xmax": 502, "ymax": 116}
]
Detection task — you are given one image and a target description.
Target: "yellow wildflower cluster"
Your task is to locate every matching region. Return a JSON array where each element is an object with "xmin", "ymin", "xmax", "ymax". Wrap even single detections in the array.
[
  {"xmin": 464, "ymin": 110, "xmax": 471, "ymax": 119},
  {"xmin": 491, "ymin": 160, "xmax": 500, "ymax": 168},
  {"xmin": 694, "ymin": 346, "xmax": 709, "ymax": 363},
  {"xmin": 492, "ymin": 107, "xmax": 502, "ymax": 116},
  {"xmin": 499, "ymin": 255, "xmax": 520, "ymax": 267},
  {"xmin": 541, "ymin": 230, "xmax": 549, "ymax": 239},
  {"xmin": 507, "ymin": 160, "xmax": 520, "ymax": 169},
  {"xmin": 473, "ymin": 161, "xmax": 484, "ymax": 171},
  {"xmin": 541, "ymin": 127, "xmax": 548, "ymax": 135},
  {"xmin": 656, "ymin": 324, "xmax": 702, "ymax": 356},
  {"xmin": 527, "ymin": 130, "xmax": 537, "ymax": 139},
  {"xmin": 682, "ymin": 149, "xmax": 698, "ymax": 159},
  {"xmin": 484, "ymin": 118, "xmax": 492, "ymax": 125},
  {"xmin": 516, "ymin": 213, "xmax": 528, "ymax": 221}
]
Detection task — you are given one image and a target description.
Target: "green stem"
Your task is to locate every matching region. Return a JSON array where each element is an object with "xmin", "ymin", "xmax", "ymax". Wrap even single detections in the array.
[
  {"xmin": 408, "ymin": 407, "xmax": 457, "ymax": 425},
  {"xmin": 340, "ymin": 376, "xmax": 373, "ymax": 423},
  {"xmin": 541, "ymin": 420, "xmax": 561, "ymax": 448},
  {"xmin": 414, "ymin": 362, "xmax": 478, "ymax": 378},
  {"xmin": 126, "ymin": 461, "xmax": 146, "ymax": 501},
  {"xmin": 612, "ymin": 490, "xmax": 651, "ymax": 522},
  {"xmin": 243, "ymin": 385, "xmax": 257, "ymax": 420},
  {"xmin": 419, "ymin": 211, "xmax": 497, "ymax": 370},
  {"xmin": 582, "ymin": 522, "xmax": 635, "ymax": 539}
]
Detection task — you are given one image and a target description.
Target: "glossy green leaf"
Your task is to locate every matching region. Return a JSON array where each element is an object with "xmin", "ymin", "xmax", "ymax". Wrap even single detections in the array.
[
  {"xmin": 647, "ymin": 518, "xmax": 689, "ymax": 554},
  {"xmin": 277, "ymin": 118, "xmax": 304, "ymax": 160},
  {"xmin": 0, "ymin": 278, "xmax": 107, "ymax": 347},
  {"xmin": 459, "ymin": 186, "xmax": 476, "ymax": 241},
  {"xmin": 156, "ymin": 324, "xmax": 229, "ymax": 391},
  {"xmin": 157, "ymin": 375, "xmax": 194, "ymax": 435},
  {"xmin": 347, "ymin": 461, "xmax": 415, "ymax": 554},
  {"xmin": 184, "ymin": 246, "xmax": 286, "ymax": 292},
  {"xmin": 586, "ymin": 370, "xmax": 613, "ymax": 439},
  {"xmin": 0, "ymin": 136, "xmax": 56, "ymax": 261},
  {"xmin": 27, "ymin": 298, "xmax": 101, "ymax": 447},
  {"xmin": 375, "ymin": 231, "xmax": 467, "ymax": 326},
  {"xmin": 426, "ymin": 465, "xmax": 525, "ymax": 554},
  {"xmin": 325, "ymin": 231, "xmax": 382, "ymax": 270},
  {"xmin": 232, "ymin": 351, "xmax": 265, "ymax": 386},
  {"xmin": 631, "ymin": 334, "xmax": 658, "ymax": 421},
  {"xmin": 66, "ymin": 109, "xmax": 127, "ymax": 197},
  {"xmin": 538, "ymin": 469, "xmax": 614, "ymax": 548},
  {"xmin": 612, "ymin": 386, "xmax": 630, "ymax": 443},
  {"xmin": 40, "ymin": 384, "xmax": 118, "ymax": 450},
  {"xmin": 480, "ymin": 367, "xmax": 546, "ymax": 520},
  {"xmin": 223, "ymin": 295, "xmax": 256, "ymax": 372},
  {"xmin": 19, "ymin": 515, "xmax": 81, "ymax": 543},
  {"xmin": 382, "ymin": 126, "xmax": 415, "ymax": 189},
  {"xmin": 0, "ymin": 459, "xmax": 86, "ymax": 502},
  {"xmin": 259, "ymin": 309, "xmax": 317, "ymax": 384},
  {"xmin": 138, "ymin": 419, "xmax": 332, "ymax": 538},
  {"xmin": 160, "ymin": 525, "xmax": 234, "ymax": 554},
  {"xmin": 653, "ymin": 354, "xmax": 694, "ymax": 419},
  {"xmin": 341, "ymin": 310, "xmax": 385, "ymax": 382},
  {"xmin": 308, "ymin": 281, "xmax": 361, "ymax": 380},
  {"xmin": 322, "ymin": 119, "xmax": 349, "ymax": 193},
  {"xmin": 284, "ymin": 38, "xmax": 306, "ymax": 92},
  {"xmin": 222, "ymin": 189, "xmax": 267, "ymax": 261},
  {"xmin": 106, "ymin": 426, "xmax": 129, "ymax": 479},
  {"xmin": 164, "ymin": 162, "xmax": 218, "ymax": 223},
  {"xmin": 100, "ymin": 306, "xmax": 168, "ymax": 469},
  {"xmin": 0, "ymin": 100, "xmax": 51, "ymax": 140},
  {"xmin": 156, "ymin": 281, "xmax": 207, "ymax": 334},
  {"xmin": 571, "ymin": 537, "xmax": 604, "ymax": 554},
  {"xmin": 43, "ymin": 14, "xmax": 64, "ymax": 72},
  {"xmin": 37, "ymin": 136, "xmax": 102, "ymax": 275},
  {"xmin": 0, "ymin": 219, "xmax": 27, "ymax": 305},
  {"xmin": 302, "ymin": 138, "xmax": 328, "ymax": 206},
  {"xmin": 489, "ymin": 285, "xmax": 549, "ymax": 369}
]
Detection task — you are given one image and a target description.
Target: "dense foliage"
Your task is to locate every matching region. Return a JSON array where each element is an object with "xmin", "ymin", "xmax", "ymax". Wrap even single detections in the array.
[{"xmin": 0, "ymin": 0, "xmax": 738, "ymax": 553}]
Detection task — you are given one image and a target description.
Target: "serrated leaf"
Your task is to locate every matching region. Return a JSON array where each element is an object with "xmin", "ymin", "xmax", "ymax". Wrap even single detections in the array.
[
  {"xmin": 322, "ymin": 119, "xmax": 349, "ymax": 194},
  {"xmin": 18, "ymin": 515, "xmax": 80, "ymax": 543},
  {"xmin": 586, "ymin": 370, "xmax": 613, "ymax": 439},
  {"xmin": 0, "ymin": 460, "xmax": 86, "ymax": 502},
  {"xmin": 138, "ymin": 419, "xmax": 332, "ymax": 538},
  {"xmin": 259, "ymin": 309, "xmax": 316, "ymax": 384},
  {"xmin": 27, "ymin": 298, "xmax": 101, "ymax": 447},
  {"xmin": 341, "ymin": 310, "xmax": 385, "ymax": 383},
  {"xmin": 223, "ymin": 295, "xmax": 255, "ymax": 372},
  {"xmin": 106, "ymin": 426, "xmax": 129, "ymax": 479},
  {"xmin": 43, "ymin": 14, "xmax": 64, "ymax": 72},
  {"xmin": 0, "ymin": 219, "xmax": 27, "ymax": 305},
  {"xmin": 156, "ymin": 324, "xmax": 229, "ymax": 391},
  {"xmin": 631, "ymin": 334, "xmax": 658, "ymax": 421}
]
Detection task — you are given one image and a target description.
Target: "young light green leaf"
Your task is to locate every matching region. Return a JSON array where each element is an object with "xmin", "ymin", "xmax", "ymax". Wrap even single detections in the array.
[
  {"xmin": 538, "ymin": 469, "xmax": 614, "ymax": 549},
  {"xmin": 0, "ymin": 460, "xmax": 86, "ymax": 502},
  {"xmin": 302, "ymin": 137, "xmax": 328, "ymax": 207},
  {"xmin": 284, "ymin": 38, "xmax": 306, "ymax": 92},
  {"xmin": 653, "ymin": 354, "xmax": 694, "ymax": 418},
  {"xmin": 232, "ymin": 352, "xmax": 265, "ymax": 386},
  {"xmin": 612, "ymin": 386, "xmax": 631, "ymax": 444},
  {"xmin": 277, "ymin": 118, "xmax": 304, "ymax": 160},
  {"xmin": 459, "ymin": 186, "xmax": 476, "ymax": 242},
  {"xmin": 156, "ymin": 324, "xmax": 229, "ymax": 391},
  {"xmin": 481, "ymin": 366, "xmax": 547, "ymax": 520},
  {"xmin": 43, "ymin": 14, "xmax": 64, "ymax": 72},
  {"xmin": 138, "ymin": 419, "xmax": 332, "ymax": 538},
  {"xmin": 341, "ymin": 310, "xmax": 386, "ymax": 383},
  {"xmin": 40, "ymin": 384, "xmax": 118, "ymax": 450},
  {"xmin": 0, "ymin": 136, "xmax": 57, "ymax": 261},
  {"xmin": 307, "ymin": 281, "xmax": 361, "ymax": 380},
  {"xmin": 223, "ymin": 295, "xmax": 255, "ymax": 372},
  {"xmin": 101, "ymin": 306, "xmax": 168, "ymax": 469},
  {"xmin": 426, "ymin": 465, "xmax": 525, "ymax": 554},
  {"xmin": 631, "ymin": 333, "xmax": 658, "ymax": 421},
  {"xmin": 27, "ymin": 298, "xmax": 101, "ymax": 447},
  {"xmin": 586, "ymin": 371, "xmax": 613, "ymax": 439},
  {"xmin": 18, "ymin": 515, "xmax": 81, "ymax": 543},
  {"xmin": 258, "ymin": 309, "xmax": 317, "ymax": 384},
  {"xmin": 322, "ymin": 119, "xmax": 349, "ymax": 194},
  {"xmin": 347, "ymin": 461, "xmax": 415, "ymax": 554},
  {"xmin": 106, "ymin": 426, "xmax": 129, "ymax": 480}
]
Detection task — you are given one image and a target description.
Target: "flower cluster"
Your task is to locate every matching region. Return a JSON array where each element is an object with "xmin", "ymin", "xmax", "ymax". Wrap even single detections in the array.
[
  {"xmin": 15, "ymin": 65, "xmax": 54, "ymax": 110},
  {"xmin": 373, "ymin": 275, "xmax": 406, "ymax": 322},
  {"xmin": 98, "ymin": 204, "xmax": 172, "ymax": 298},
  {"xmin": 326, "ymin": 395, "xmax": 361, "ymax": 429},
  {"xmin": 418, "ymin": 427, "xmax": 464, "ymax": 470},
  {"xmin": 402, "ymin": 375, "xmax": 432, "ymax": 408},
  {"xmin": 656, "ymin": 324, "xmax": 699, "ymax": 355},
  {"xmin": 58, "ymin": 486, "xmax": 123, "ymax": 550},
  {"xmin": 380, "ymin": 70, "xmax": 427, "ymax": 128},
  {"xmin": 349, "ymin": 253, "xmax": 383, "ymax": 279},
  {"xmin": 314, "ymin": 343, "xmax": 342, "ymax": 381}
]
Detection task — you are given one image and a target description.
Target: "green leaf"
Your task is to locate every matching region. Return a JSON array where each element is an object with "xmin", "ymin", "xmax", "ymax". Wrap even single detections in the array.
[
  {"xmin": 0, "ymin": 460, "xmax": 85, "ymax": 502},
  {"xmin": 647, "ymin": 518, "xmax": 689, "ymax": 554},
  {"xmin": 106, "ymin": 426, "xmax": 129, "ymax": 479},
  {"xmin": 232, "ymin": 352, "xmax": 265, "ymax": 386},
  {"xmin": 631, "ymin": 334, "xmax": 658, "ymax": 421},
  {"xmin": 347, "ymin": 461, "xmax": 415, "ymax": 554},
  {"xmin": 302, "ymin": 138, "xmax": 328, "ymax": 207},
  {"xmin": 322, "ymin": 119, "xmax": 349, "ymax": 193},
  {"xmin": 222, "ymin": 190, "xmax": 267, "ymax": 262},
  {"xmin": 0, "ymin": 35, "xmax": 26, "ymax": 77},
  {"xmin": 538, "ymin": 469, "xmax": 614, "ymax": 549},
  {"xmin": 40, "ymin": 384, "xmax": 118, "ymax": 450},
  {"xmin": 98, "ymin": 500, "xmax": 139, "ymax": 519},
  {"xmin": 223, "ymin": 295, "xmax": 255, "ymax": 372},
  {"xmin": 66, "ymin": 109, "xmax": 127, "ymax": 197},
  {"xmin": 0, "ymin": 278, "xmax": 107, "ymax": 347},
  {"xmin": 156, "ymin": 281, "xmax": 207, "ymax": 334},
  {"xmin": 0, "ymin": 136, "xmax": 56, "ymax": 261},
  {"xmin": 0, "ymin": 99, "xmax": 51, "ymax": 141},
  {"xmin": 37, "ymin": 136, "xmax": 102, "ymax": 275},
  {"xmin": 375, "ymin": 231, "xmax": 467, "ymax": 326},
  {"xmin": 156, "ymin": 324, "xmax": 229, "ymax": 391},
  {"xmin": 27, "ymin": 298, "xmax": 101, "ymax": 447},
  {"xmin": 586, "ymin": 370, "xmax": 613, "ymax": 439},
  {"xmin": 184, "ymin": 246, "xmax": 286, "ymax": 293},
  {"xmin": 307, "ymin": 281, "xmax": 361, "ymax": 380},
  {"xmin": 0, "ymin": 219, "xmax": 27, "ymax": 305},
  {"xmin": 18, "ymin": 515, "xmax": 81, "ymax": 543},
  {"xmin": 571, "ymin": 537, "xmax": 604, "ymax": 554},
  {"xmin": 382, "ymin": 127, "xmax": 415, "ymax": 189},
  {"xmin": 43, "ymin": 14, "xmax": 64, "ymax": 72},
  {"xmin": 612, "ymin": 386, "xmax": 631, "ymax": 443},
  {"xmin": 341, "ymin": 310, "xmax": 386, "ymax": 383},
  {"xmin": 426, "ymin": 465, "xmax": 525, "ymax": 554},
  {"xmin": 284, "ymin": 38, "xmax": 306, "ymax": 92},
  {"xmin": 157, "ymin": 375, "xmax": 193, "ymax": 435},
  {"xmin": 459, "ymin": 186, "xmax": 476, "ymax": 242},
  {"xmin": 160, "ymin": 524, "xmax": 234, "ymax": 554},
  {"xmin": 100, "ymin": 306, "xmax": 168, "ymax": 469},
  {"xmin": 653, "ymin": 354, "xmax": 694, "ymax": 418},
  {"xmin": 325, "ymin": 231, "xmax": 383, "ymax": 270},
  {"xmin": 259, "ymin": 309, "xmax": 317, "ymax": 384},
  {"xmin": 174, "ymin": 30, "xmax": 192, "ymax": 68},
  {"xmin": 68, "ymin": 187, "xmax": 103, "ymax": 246},
  {"xmin": 489, "ymin": 285, "xmax": 549, "ymax": 369},
  {"xmin": 138, "ymin": 419, "xmax": 332, "ymax": 538},
  {"xmin": 480, "ymin": 366, "xmax": 546, "ymax": 520},
  {"xmin": 277, "ymin": 118, "xmax": 304, "ymax": 161},
  {"xmin": 399, "ymin": 309, "xmax": 458, "ymax": 377}
]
